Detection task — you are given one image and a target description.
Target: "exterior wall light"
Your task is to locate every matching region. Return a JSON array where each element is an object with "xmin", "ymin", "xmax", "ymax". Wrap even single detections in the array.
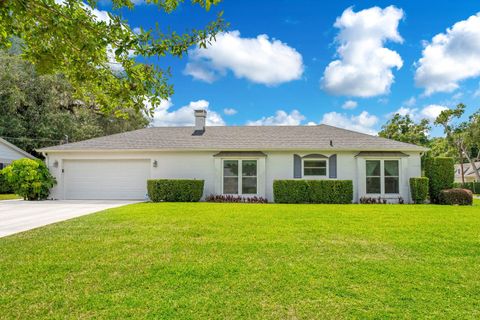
[
  {"xmin": 153, "ymin": 160, "xmax": 158, "ymax": 168},
  {"xmin": 53, "ymin": 160, "xmax": 59, "ymax": 168}
]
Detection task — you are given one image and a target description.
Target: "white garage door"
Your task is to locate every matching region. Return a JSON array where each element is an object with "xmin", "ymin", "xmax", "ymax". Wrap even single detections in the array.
[{"xmin": 64, "ymin": 159, "xmax": 150, "ymax": 200}]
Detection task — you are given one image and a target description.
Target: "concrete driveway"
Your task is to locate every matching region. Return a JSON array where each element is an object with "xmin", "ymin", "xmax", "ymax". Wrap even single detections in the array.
[{"xmin": 0, "ymin": 200, "xmax": 138, "ymax": 238}]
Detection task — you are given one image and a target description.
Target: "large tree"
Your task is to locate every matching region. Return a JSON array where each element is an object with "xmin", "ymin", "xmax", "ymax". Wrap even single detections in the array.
[
  {"xmin": 0, "ymin": 52, "xmax": 149, "ymax": 155},
  {"xmin": 427, "ymin": 137, "xmax": 458, "ymax": 159},
  {"xmin": 378, "ymin": 113, "xmax": 430, "ymax": 146},
  {"xmin": 435, "ymin": 104, "xmax": 480, "ymax": 182},
  {"xmin": 0, "ymin": 0, "xmax": 224, "ymax": 116}
]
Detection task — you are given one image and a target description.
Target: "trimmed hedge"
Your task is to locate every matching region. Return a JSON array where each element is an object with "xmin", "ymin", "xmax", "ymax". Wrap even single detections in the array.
[
  {"xmin": 147, "ymin": 179, "xmax": 204, "ymax": 202},
  {"xmin": 438, "ymin": 188, "xmax": 473, "ymax": 206},
  {"xmin": 273, "ymin": 180, "xmax": 353, "ymax": 204},
  {"xmin": 273, "ymin": 180, "xmax": 309, "ymax": 204},
  {"xmin": 409, "ymin": 177, "xmax": 429, "ymax": 204},
  {"xmin": 424, "ymin": 157, "xmax": 454, "ymax": 204},
  {"xmin": 453, "ymin": 182, "xmax": 480, "ymax": 194}
]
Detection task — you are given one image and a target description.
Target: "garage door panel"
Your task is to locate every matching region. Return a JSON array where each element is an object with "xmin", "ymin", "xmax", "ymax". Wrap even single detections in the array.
[{"xmin": 64, "ymin": 159, "xmax": 150, "ymax": 200}]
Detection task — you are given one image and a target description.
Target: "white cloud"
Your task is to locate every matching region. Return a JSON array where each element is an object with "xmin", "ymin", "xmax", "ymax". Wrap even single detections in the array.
[
  {"xmin": 246, "ymin": 110, "xmax": 305, "ymax": 126},
  {"xmin": 474, "ymin": 83, "xmax": 480, "ymax": 97},
  {"xmin": 415, "ymin": 13, "xmax": 480, "ymax": 95},
  {"xmin": 394, "ymin": 107, "xmax": 418, "ymax": 118},
  {"xmin": 185, "ymin": 30, "xmax": 304, "ymax": 86},
  {"xmin": 223, "ymin": 108, "xmax": 237, "ymax": 115},
  {"xmin": 404, "ymin": 96, "xmax": 416, "ymax": 107},
  {"xmin": 341, "ymin": 100, "xmax": 358, "ymax": 109},
  {"xmin": 322, "ymin": 6, "xmax": 404, "ymax": 97},
  {"xmin": 420, "ymin": 104, "xmax": 448, "ymax": 121},
  {"xmin": 320, "ymin": 111, "xmax": 379, "ymax": 135},
  {"xmin": 391, "ymin": 104, "xmax": 448, "ymax": 122},
  {"xmin": 184, "ymin": 62, "xmax": 218, "ymax": 83},
  {"xmin": 452, "ymin": 92, "xmax": 463, "ymax": 100},
  {"xmin": 152, "ymin": 99, "xmax": 225, "ymax": 127}
]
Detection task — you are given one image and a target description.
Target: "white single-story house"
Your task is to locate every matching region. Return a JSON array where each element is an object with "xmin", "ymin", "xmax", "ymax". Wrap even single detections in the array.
[
  {"xmin": 455, "ymin": 162, "xmax": 480, "ymax": 183},
  {"xmin": 0, "ymin": 137, "xmax": 35, "ymax": 169},
  {"xmin": 38, "ymin": 110, "xmax": 427, "ymax": 203}
]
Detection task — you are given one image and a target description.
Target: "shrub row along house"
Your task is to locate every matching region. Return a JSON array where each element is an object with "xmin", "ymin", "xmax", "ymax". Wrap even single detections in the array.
[{"xmin": 38, "ymin": 110, "xmax": 427, "ymax": 203}]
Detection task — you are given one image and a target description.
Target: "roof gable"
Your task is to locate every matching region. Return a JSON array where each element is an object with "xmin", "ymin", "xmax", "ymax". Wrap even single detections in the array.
[{"xmin": 0, "ymin": 138, "xmax": 35, "ymax": 160}]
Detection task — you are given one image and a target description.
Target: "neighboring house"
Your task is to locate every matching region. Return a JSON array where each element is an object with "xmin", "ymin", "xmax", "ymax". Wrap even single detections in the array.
[
  {"xmin": 38, "ymin": 110, "xmax": 427, "ymax": 203},
  {"xmin": 454, "ymin": 162, "xmax": 480, "ymax": 183},
  {"xmin": 0, "ymin": 137, "xmax": 35, "ymax": 169}
]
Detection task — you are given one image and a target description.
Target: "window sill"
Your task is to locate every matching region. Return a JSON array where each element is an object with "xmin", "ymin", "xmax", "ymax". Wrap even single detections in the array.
[{"xmin": 303, "ymin": 175, "xmax": 329, "ymax": 179}]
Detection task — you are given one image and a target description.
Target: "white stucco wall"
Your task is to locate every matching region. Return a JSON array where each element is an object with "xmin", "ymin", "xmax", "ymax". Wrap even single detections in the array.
[{"xmin": 45, "ymin": 150, "xmax": 422, "ymax": 202}]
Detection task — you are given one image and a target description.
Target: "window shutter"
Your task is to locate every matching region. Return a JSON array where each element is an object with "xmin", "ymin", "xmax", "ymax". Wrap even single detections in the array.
[
  {"xmin": 329, "ymin": 154, "xmax": 337, "ymax": 178},
  {"xmin": 293, "ymin": 154, "xmax": 302, "ymax": 178}
]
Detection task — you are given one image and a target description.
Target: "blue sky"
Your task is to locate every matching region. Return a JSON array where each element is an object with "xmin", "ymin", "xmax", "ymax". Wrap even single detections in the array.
[{"xmin": 98, "ymin": 0, "xmax": 480, "ymax": 135}]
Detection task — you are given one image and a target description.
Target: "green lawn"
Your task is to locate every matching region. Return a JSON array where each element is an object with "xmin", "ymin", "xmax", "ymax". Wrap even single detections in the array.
[
  {"xmin": 0, "ymin": 194, "xmax": 21, "ymax": 201},
  {"xmin": 1, "ymin": 203, "xmax": 480, "ymax": 319}
]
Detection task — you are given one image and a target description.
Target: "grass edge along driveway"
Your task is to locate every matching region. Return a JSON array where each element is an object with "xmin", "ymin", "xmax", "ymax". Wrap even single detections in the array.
[
  {"xmin": 0, "ymin": 194, "xmax": 21, "ymax": 201},
  {"xmin": 1, "ymin": 202, "xmax": 479, "ymax": 319}
]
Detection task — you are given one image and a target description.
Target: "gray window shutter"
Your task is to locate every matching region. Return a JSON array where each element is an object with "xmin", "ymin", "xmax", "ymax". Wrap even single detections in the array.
[
  {"xmin": 293, "ymin": 154, "xmax": 302, "ymax": 178},
  {"xmin": 329, "ymin": 154, "xmax": 337, "ymax": 178}
]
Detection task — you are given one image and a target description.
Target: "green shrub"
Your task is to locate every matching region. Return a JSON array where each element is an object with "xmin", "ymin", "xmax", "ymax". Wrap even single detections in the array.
[
  {"xmin": 147, "ymin": 179, "xmax": 204, "ymax": 202},
  {"xmin": 424, "ymin": 157, "xmax": 454, "ymax": 203},
  {"xmin": 409, "ymin": 177, "xmax": 429, "ymax": 204},
  {"xmin": 1, "ymin": 158, "xmax": 56, "ymax": 200},
  {"xmin": 308, "ymin": 180, "xmax": 353, "ymax": 204},
  {"xmin": 438, "ymin": 188, "xmax": 473, "ymax": 205},
  {"xmin": 273, "ymin": 180, "xmax": 310, "ymax": 204},
  {"xmin": 0, "ymin": 173, "xmax": 14, "ymax": 194},
  {"xmin": 453, "ymin": 182, "xmax": 480, "ymax": 194},
  {"xmin": 273, "ymin": 180, "xmax": 353, "ymax": 204}
]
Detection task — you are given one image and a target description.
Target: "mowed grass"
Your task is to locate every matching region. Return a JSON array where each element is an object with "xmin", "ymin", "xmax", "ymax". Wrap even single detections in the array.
[
  {"xmin": 1, "ymin": 203, "xmax": 480, "ymax": 319},
  {"xmin": 0, "ymin": 194, "xmax": 21, "ymax": 201}
]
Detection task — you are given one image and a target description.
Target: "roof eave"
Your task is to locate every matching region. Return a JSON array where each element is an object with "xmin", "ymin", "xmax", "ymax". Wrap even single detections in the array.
[{"xmin": 38, "ymin": 147, "xmax": 427, "ymax": 153}]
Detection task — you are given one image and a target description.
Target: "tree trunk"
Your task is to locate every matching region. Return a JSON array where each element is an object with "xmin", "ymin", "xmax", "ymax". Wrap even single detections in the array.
[
  {"xmin": 460, "ymin": 162, "xmax": 465, "ymax": 184},
  {"xmin": 470, "ymin": 160, "xmax": 480, "ymax": 182},
  {"xmin": 462, "ymin": 146, "xmax": 480, "ymax": 181}
]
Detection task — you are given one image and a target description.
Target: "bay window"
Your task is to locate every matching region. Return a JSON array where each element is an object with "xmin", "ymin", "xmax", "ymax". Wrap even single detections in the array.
[{"xmin": 366, "ymin": 159, "xmax": 400, "ymax": 194}]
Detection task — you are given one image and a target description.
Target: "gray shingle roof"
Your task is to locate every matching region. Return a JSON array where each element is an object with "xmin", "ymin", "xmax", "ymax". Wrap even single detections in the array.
[{"xmin": 38, "ymin": 125, "xmax": 427, "ymax": 152}]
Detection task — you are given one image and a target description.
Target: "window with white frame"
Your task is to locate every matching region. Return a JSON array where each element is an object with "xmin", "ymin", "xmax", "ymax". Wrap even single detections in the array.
[
  {"xmin": 366, "ymin": 160, "xmax": 381, "ymax": 193},
  {"xmin": 223, "ymin": 160, "xmax": 257, "ymax": 195},
  {"xmin": 384, "ymin": 160, "xmax": 399, "ymax": 194},
  {"xmin": 303, "ymin": 159, "xmax": 327, "ymax": 176},
  {"xmin": 366, "ymin": 159, "xmax": 399, "ymax": 194}
]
